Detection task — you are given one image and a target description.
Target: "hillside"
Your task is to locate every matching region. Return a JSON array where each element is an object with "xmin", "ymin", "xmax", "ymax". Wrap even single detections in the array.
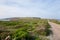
[
  {"xmin": 49, "ymin": 19, "xmax": 60, "ymax": 24},
  {"xmin": 0, "ymin": 17, "xmax": 51, "ymax": 40}
]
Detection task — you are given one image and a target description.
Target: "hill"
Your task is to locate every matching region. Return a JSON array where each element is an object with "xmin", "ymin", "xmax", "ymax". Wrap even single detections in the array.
[{"xmin": 0, "ymin": 17, "xmax": 51, "ymax": 40}]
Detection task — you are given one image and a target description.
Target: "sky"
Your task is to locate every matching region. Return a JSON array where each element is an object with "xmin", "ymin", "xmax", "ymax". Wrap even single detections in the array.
[{"xmin": 0, "ymin": 0, "xmax": 60, "ymax": 19}]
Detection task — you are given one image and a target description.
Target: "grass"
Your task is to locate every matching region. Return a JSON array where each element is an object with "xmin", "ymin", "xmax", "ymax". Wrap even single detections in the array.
[
  {"xmin": 49, "ymin": 19, "xmax": 60, "ymax": 24},
  {"xmin": 0, "ymin": 18, "xmax": 51, "ymax": 40}
]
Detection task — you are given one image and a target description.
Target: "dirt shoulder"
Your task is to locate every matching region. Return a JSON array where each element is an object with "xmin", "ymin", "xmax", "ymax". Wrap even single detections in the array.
[{"xmin": 48, "ymin": 22, "xmax": 60, "ymax": 40}]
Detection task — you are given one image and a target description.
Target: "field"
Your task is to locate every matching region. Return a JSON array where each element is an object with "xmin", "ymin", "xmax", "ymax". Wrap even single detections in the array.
[{"xmin": 0, "ymin": 17, "xmax": 51, "ymax": 40}]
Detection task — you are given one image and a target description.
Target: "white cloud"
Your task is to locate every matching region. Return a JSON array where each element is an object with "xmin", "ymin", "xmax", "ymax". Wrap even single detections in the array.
[
  {"xmin": 0, "ymin": 0, "xmax": 60, "ymax": 19},
  {"xmin": 0, "ymin": 4, "xmax": 38, "ymax": 18}
]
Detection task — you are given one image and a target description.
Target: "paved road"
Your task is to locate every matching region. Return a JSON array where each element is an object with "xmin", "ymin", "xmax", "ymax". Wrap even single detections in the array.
[{"xmin": 49, "ymin": 22, "xmax": 60, "ymax": 40}]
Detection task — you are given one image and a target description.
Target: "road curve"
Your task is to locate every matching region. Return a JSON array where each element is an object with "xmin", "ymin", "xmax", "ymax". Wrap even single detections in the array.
[{"xmin": 48, "ymin": 22, "xmax": 60, "ymax": 40}]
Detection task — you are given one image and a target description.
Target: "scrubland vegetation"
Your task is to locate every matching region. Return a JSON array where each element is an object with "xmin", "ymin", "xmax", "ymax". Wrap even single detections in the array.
[
  {"xmin": 0, "ymin": 17, "xmax": 51, "ymax": 40},
  {"xmin": 49, "ymin": 19, "xmax": 60, "ymax": 24}
]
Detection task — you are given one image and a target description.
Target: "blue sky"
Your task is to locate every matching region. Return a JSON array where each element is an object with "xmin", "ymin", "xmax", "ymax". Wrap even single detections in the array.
[{"xmin": 0, "ymin": 0, "xmax": 60, "ymax": 19}]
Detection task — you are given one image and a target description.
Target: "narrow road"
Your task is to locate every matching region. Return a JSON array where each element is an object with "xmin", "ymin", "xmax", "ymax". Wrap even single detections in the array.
[{"xmin": 48, "ymin": 22, "xmax": 60, "ymax": 40}]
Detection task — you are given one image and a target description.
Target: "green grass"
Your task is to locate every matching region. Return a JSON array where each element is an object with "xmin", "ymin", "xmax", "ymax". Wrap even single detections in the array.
[
  {"xmin": 49, "ymin": 19, "xmax": 60, "ymax": 24},
  {"xmin": 0, "ymin": 18, "xmax": 51, "ymax": 40}
]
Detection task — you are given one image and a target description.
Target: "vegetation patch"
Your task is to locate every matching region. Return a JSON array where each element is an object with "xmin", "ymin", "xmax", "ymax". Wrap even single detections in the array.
[{"xmin": 0, "ymin": 18, "xmax": 51, "ymax": 40}]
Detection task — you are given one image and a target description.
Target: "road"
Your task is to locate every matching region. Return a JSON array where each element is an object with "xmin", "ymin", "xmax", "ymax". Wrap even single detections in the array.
[{"xmin": 48, "ymin": 22, "xmax": 60, "ymax": 40}]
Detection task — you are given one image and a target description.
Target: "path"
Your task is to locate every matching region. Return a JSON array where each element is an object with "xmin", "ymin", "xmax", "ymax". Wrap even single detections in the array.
[{"xmin": 48, "ymin": 22, "xmax": 60, "ymax": 40}]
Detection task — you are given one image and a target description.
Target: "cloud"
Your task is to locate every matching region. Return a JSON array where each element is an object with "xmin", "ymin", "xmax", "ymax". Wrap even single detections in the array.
[
  {"xmin": 0, "ymin": 0, "xmax": 60, "ymax": 19},
  {"xmin": 0, "ymin": 5, "xmax": 38, "ymax": 18}
]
